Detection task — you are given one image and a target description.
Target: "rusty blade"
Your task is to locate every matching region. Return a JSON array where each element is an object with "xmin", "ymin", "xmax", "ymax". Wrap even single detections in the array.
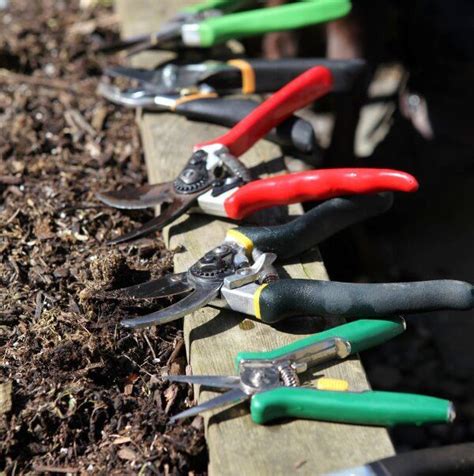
[
  {"xmin": 107, "ymin": 192, "xmax": 199, "ymax": 245},
  {"xmin": 96, "ymin": 182, "xmax": 175, "ymax": 210},
  {"xmin": 104, "ymin": 273, "xmax": 191, "ymax": 300}
]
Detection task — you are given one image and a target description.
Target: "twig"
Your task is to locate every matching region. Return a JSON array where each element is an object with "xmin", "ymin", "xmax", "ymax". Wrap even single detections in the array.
[
  {"xmin": 0, "ymin": 69, "xmax": 90, "ymax": 96},
  {"xmin": 32, "ymin": 465, "xmax": 79, "ymax": 474}
]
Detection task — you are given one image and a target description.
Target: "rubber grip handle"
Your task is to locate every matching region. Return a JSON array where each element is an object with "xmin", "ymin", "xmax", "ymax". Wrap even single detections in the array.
[
  {"xmin": 245, "ymin": 58, "xmax": 366, "ymax": 94},
  {"xmin": 176, "ymin": 98, "xmax": 318, "ymax": 155},
  {"xmin": 367, "ymin": 443, "xmax": 474, "ymax": 476},
  {"xmin": 236, "ymin": 193, "xmax": 394, "ymax": 260},
  {"xmin": 196, "ymin": 0, "xmax": 351, "ymax": 47},
  {"xmin": 196, "ymin": 66, "xmax": 332, "ymax": 157},
  {"xmin": 250, "ymin": 387, "xmax": 454, "ymax": 426},
  {"xmin": 224, "ymin": 169, "xmax": 418, "ymax": 220},
  {"xmin": 258, "ymin": 279, "xmax": 474, "ymax": 324},
  {"xmin": 235, "ymin": 317, "xmax": 405, "ymax": 368},
  {"xmin": 185, "ymin": 0, "xmax": 250, "ymax": 14}
]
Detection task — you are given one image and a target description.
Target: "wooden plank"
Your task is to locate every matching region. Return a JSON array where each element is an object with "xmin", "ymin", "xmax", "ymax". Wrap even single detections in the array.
[{"xmin": 114, "ymin": 2, "xmax": 395, "ymax": 474}]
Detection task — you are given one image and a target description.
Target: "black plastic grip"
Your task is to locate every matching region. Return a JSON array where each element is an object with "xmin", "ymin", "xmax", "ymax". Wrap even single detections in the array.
[
  {"xmin": 258, "ymin": 279, "xmax": 474, "ymax": 324},
  {"xmin": 205, "ymin": 59, "xmax": 366, "ymax": 94},
  {"xmin": 369, "ymin": 442, "xmax": 474, "ymax": 476},
  {"xmin": 248, "ymin": 58, "xmax": 366, "ymax": 94},
  {"xmin": 175, "ymin": 97, "xmax": 318, "ymax": 156},
  {"xmin": 237, "ymin": 193, "xmax": 393, "ymax": 260}
]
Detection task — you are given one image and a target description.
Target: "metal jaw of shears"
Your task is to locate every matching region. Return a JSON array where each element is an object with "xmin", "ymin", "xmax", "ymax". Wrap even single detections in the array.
[
  {"xmin": 166, "ymin": 335, "xmax": 353, "ymax": 423},
  {"xmin": 103, "ymin": 62, "xmax": 230, "ymax": 96},
  {"xmin": 114, "ymin": 237, "xmax": 278, "ymax": 329},
  {"xmin": 96, "ymin": 83, "xmax": 189, "ymax": 110},
  {"xmin": 97, "ymin": 144, "xmax": 251, "ymax": 244}
]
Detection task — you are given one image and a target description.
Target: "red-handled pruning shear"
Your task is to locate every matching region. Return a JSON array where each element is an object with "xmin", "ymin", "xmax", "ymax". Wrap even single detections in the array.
[{"xmin": 97, "ymin": 66, "xmax": 417, "ymax": 244}]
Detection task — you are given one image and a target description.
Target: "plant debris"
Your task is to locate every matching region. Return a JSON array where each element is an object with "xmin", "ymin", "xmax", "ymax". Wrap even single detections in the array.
[{"xmin": 0, "ymin": 1, "xmax": 206, "ymax": 473}]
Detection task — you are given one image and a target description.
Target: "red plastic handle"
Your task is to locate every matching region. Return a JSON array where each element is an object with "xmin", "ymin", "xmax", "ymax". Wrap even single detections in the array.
[
  {"xmin": 224, "ymin": 168, "xmax": 419, "ymax": 220},
  {"xmin": 195, "ymin": 66, "xmax": 333, "ymax": 157}
]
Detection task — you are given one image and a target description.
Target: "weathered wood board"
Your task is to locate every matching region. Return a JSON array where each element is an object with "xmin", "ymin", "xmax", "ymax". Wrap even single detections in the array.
[{"xmin": 115, "ymin": 1, "xmax": 395, "ymax": 473}]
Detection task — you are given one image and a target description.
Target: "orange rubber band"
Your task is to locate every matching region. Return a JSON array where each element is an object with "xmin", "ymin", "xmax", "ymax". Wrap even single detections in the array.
[
  {"xmin": 228, "ymin": 59, "xmax": 256, "ymax": 94},
  {"xmin": 171, "ymin": 92, "xmax": 218, "ymax": 111}
]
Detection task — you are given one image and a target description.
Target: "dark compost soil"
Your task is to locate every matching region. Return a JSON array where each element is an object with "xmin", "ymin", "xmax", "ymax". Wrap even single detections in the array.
[
  {"xmin": 0, "ymin": 1, "xmax": 206, "ymax": 473},
  {"xmin": 2, "ymin": 1, "xmax": 473, "ymax": 474}
]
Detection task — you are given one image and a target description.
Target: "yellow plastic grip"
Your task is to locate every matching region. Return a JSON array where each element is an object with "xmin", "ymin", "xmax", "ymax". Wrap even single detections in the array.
[
  {"xmin": 228, "ymin": 59, "xmax": 256, "ymax": 94},
  {"xmin": 315, "ymin": 378, "xmax": 349, "ymax": 392},
  {"xmin": 253, "ymin": 284, "xmax": 268, "ymax": 320}
]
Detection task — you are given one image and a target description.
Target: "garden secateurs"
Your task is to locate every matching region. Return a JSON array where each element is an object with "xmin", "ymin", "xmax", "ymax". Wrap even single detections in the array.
[
  {"xmin": 165, "ymin": 318, "xmax": 455, "ymax": 426},
  {"xmin": 108, "ymin": 192, "xmax": 474, "ymax": 330},
  {"xmin": 98, "ymin": 0, "xmax": 351, "ymax": 55},
  {"xmin": 97, "ymin": 66, "xmax": 417, "ymax": 244},
  {"xmin": 98, "ymin": 58, "xmax": 365, "ymax": 160},
  {"xmin": 100, "ymin": 58, "xmax": 365, "ymax": 101},
  {"xmin": 97, "ymin": 86, "xmax": 320, "ymax": 160}
]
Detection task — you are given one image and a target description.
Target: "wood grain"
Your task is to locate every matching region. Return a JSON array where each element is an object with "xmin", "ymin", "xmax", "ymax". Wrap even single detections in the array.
[{"xmin": 115, "ymin": 1, "xmax": 395, "ymax": 473}]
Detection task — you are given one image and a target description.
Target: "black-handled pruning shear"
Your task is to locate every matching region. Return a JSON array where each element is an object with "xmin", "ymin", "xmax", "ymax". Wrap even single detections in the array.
[
  {"xmin": 101, "ymin": 58, "xmax": 366, "ymax": 97},
  {"xmin": 97, "ymin": 86, "xmax": 320, "ymax": 161},
  {"xmin": 104, "ymin": 193, "xmax": 474, "ymax": 329}
]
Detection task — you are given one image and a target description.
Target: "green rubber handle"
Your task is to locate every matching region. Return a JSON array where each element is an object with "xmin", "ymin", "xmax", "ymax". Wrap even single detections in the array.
[
  {"xmin": 185, "ymin": 0, "xmax": 253, "ymax": 14},
  {"xmin": 235, "ymin": 317, "xmax": 405, "ymax": 368},
  {"xmin": 196, "ymin": 0, "xmax": 351, "ymax": 47},
  {"xmin": 250, "ymin": 387, "xmax": 454, "ymax": 426}
]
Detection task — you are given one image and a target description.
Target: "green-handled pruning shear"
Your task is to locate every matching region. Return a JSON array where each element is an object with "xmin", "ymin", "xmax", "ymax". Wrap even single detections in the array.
[
  {"xmin": 99, "ymin": 0, "xmax": 351, "ymax": 54},
  {"xmin": 166, "ymin": 318, "xmax": 455, "ymax": 426}
]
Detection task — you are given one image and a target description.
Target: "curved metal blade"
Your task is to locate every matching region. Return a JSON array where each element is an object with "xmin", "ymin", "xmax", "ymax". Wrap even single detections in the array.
[
  {"xmin": 166, "ymin": 375, "xmax": 241, "ymax": 389},
  {"xmin": 121, "ymin": 282, "xmax": 221, "ymax": 329},
  {"xmin": 93, "ymin": 33, "xmax": 149, "ymax": 54},
  {"xmin": 98, "ymin": 83, "xmax": 181, "ymax": 110},
  {"xmin": 96, "ymin": 181, "xmax": 175, "ymax": 210},
  {"xmin": 107, "ymin": 193, "xmax": 198, "ymax": 245},
  {"xmin": 104, "ymin": 273, "xmax": 191, "ymax": 300},
  {"xmin": 105, "ymin": 65, "xmax": 163, "ymax": 86},
  {"xmin": 95, "ymin": 22, "xmax": 182, "ymax": 55},
  {"xmin": 169, "ymin": 388, "xmax": 248, "ymax": 423},
  {"xmin": 125, "ymin": 26, "xmax": 182, "ymax": 57}
]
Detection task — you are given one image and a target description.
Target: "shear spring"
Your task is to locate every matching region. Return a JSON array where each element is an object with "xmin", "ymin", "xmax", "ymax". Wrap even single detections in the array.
[
  {"xmin": 220, "ymin": 153, "xmax": 252, "ymax": 183},
  {"xmin": 279, "ymin": 364, "xmax": 300, "ymax": 387}
]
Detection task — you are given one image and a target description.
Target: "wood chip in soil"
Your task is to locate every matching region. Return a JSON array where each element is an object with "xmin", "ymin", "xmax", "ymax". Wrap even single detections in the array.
[{"xmin": 0, "ymin": 1, "xmax": 206, "ymax": 473}]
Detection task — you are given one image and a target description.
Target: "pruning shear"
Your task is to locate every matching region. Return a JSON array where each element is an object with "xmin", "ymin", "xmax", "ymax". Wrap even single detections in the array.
[
  {"xmin": 106, "ymin": 193, "xmax": 474, "ymax": 329},
  {"xmin": 96, "ymin": 87, "xmax": 319, "ymax": 160},
  {"xmin": 98, "ymin": 0, "xmax": 351, "ymax": 54},
  {"xmin": 97, "ymin": 59, "xmax": 365, "ymax": 160},
  {"xmin": 100, "ymin": 58, "xmax": 365, "ymax": 98},
  {"xmin": 165, "ymin": 318, "xmax": 455, "ymax": 426},
  {"xmin": 97, "ymin": 66, "xmax": 416, "ymax": 244}
]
